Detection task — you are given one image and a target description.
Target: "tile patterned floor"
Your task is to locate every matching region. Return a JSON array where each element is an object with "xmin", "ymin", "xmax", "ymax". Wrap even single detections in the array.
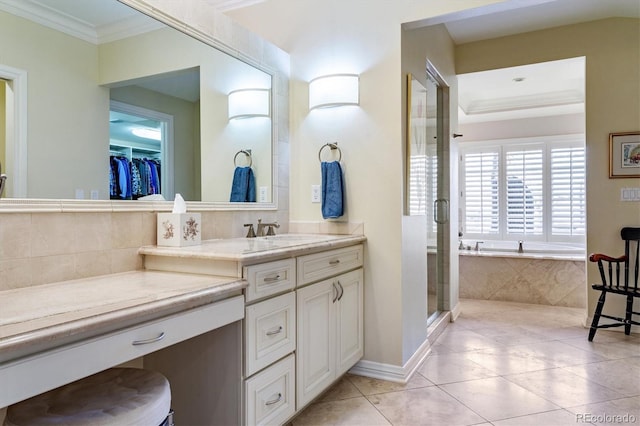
[{"xmin": 290, "ymin": 299, "xmax": 640, "ymax": 426}]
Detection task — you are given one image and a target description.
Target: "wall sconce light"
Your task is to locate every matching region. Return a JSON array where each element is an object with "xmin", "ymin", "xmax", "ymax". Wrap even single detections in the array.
[
  {"xmin": 309, "ymin": 74, "xmax": 359, "ymax": 110},
  {"xmin": 228, "ymin": 88, "xmax": 270, "ymax": 120}
]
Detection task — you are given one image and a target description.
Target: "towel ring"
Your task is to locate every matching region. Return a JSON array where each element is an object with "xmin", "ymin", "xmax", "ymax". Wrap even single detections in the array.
[
  {"xmin": 234, "ymin": 149, "xmax": 252, "ymax": 167},
  {"xmin": 318, "ymin": 143, "xmax": 342, "ymax": 163}
]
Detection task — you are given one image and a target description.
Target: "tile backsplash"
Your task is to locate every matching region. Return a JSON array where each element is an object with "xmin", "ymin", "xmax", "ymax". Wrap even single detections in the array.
[{"xmin": 0, "ymin": 210, "xmax": 287, "ymax": 291}]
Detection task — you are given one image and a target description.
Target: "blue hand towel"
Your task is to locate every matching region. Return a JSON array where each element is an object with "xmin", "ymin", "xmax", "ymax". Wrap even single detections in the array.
[
  {"xmin": 321, "ymin": 161, "xmax": 344, "ymax": 219},
  {"xmin": 247, "ymin": 168, "xmax": 256, "ymax": 202},
  {"xmin": 230, "ymin": 166, "xmax": 256, "ymax": 202}
]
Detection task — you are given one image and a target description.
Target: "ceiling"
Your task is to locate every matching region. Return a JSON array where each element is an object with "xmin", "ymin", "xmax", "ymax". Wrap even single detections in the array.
[{"xmin": 203, "ymin": 0, "xmax": 267, "ymax": 12}]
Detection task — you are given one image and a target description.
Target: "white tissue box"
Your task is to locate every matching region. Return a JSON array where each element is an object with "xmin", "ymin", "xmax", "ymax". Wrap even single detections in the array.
[{"xmin": 157, "ymin": 213, "xmax": 201, "ymax": 247}]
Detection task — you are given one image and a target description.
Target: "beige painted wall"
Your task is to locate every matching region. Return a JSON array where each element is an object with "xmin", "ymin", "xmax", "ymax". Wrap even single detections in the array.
[
  {"xmin": 456, "ymin": 17, "xmax": 640, "ymax": 327},
  {"xmin": 229, "ymin": 0, "xmax": 501, "ymax": 367},
  {"xmin": 0, "ymin": 10, "xmax": 108, "ymax": 198},
  {"xmin": 458, "ymin": 112, "xmax": 585, "ymax": 142}
]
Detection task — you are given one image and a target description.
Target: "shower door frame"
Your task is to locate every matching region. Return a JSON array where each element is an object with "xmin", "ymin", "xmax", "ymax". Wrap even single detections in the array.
[{"xmin": 426, "ymin": 60, "xmax": 451, "ymax": 326}]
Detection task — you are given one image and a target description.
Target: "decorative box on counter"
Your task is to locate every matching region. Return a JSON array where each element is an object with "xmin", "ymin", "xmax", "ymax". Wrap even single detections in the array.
[{"xmin": 157, "ymin": 213, "xmax": 201, "ymax": 247}]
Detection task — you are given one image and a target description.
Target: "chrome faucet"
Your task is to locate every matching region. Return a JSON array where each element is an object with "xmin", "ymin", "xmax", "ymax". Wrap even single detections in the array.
[
  {"xmin": 244, "ymin": 223, "xmax": 256, "ymax": 238},
  {"xmin": 256, "ymin": 219, "xmax": 280, "ymax": 237},
  {"xmin": 518, "ymin": 240, "xmax": 524, "ymax": 253},
  {"xmin": 0, "ymin": 160, "xmax": 6, "ymax": 198},
  {"xmin": 474, "ymin": 241, "xmax": 484, "ymax": 252}
]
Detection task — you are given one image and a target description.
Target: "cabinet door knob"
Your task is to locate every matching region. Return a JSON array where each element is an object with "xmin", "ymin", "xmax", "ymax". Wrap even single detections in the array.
[
  {"xmin": 132, "ymin": 332, "xmax": 165, "ymax": 346},
  {"xmin": 265, "ymin": 392, "xmax": 282, "ymax": 406},
  {"xmin": 266, "ymin": 325, "xmax": 283, "ymax": 336}
]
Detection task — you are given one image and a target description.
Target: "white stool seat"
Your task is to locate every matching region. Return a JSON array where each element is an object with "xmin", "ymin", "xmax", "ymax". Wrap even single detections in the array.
[{"xmin": 4, "ymin": 368, "xmax": 171, "ymax": 426}]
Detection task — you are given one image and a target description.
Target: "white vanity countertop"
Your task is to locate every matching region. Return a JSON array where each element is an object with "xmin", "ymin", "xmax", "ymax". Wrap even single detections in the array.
[
  {"xmin": 139, "ymin": 234, "xmax": 367, "ymax": 263},
  {"xmin": 0, "ymin": 271, "xmax": 246, "ymax": 363}
]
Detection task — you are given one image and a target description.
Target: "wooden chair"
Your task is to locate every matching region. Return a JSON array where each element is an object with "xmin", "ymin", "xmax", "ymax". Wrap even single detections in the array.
[{"xmin": 588, "ymin": 227, "xmax": 640, "ymax": 341}]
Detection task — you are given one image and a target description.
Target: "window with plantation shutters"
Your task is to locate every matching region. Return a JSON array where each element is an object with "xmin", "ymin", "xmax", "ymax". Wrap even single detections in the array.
[
  {"xmin": 505, "ymin": 146, "xmax": 544, "ymax": 236},
  {"xmin": 459, "ymin": 135, "xmax": 585, "ymax": 244},
  {"xmin": 462, "ymin": 149, "xmax": 500, "ymax": 235},
  {"xmin": 550, "ymin": 145, "xmax": 586, "ymax": 237}
]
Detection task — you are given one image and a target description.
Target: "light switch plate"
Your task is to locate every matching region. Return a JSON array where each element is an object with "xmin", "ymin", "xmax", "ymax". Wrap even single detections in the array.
[
  {"xmin": 311, "ymin": 185, "xmax": 321, "ymax": 203},
  {"xmin": 259, "ymin": 186, "xmax": 268, "ymax": 202},
  {"xmin": 621, "ymin": 187, "xmax": 640, "ymax": 202}
]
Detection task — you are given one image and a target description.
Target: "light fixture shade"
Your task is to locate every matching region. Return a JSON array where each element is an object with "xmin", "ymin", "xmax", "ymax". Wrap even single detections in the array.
[
  {"xmin": 228, "ymin": 88, "xmax": 270, "ymax": 119},
  {"xmin": 309, "ymin": 74, "xmax": 359, "ymax": 110}
]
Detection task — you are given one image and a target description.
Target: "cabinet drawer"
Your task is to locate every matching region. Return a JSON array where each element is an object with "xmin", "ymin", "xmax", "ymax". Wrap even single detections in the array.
[
  {"xmin": 244, "ymin": 258, "xmax": 296, "ymax": 303},
  {"xmin": 297, "ymin": 244, "xmax": 364, "ymax": 286},
  {"xmin": 245, "ymin": 292, "xmax": 296, "ymax": 377},
  {"xmin": 245, "ymin": 354, "xmax": 295, "ymax": 426}
]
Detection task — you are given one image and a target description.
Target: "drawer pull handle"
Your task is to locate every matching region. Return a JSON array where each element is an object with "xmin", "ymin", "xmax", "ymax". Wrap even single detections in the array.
[
  {"xmin": 329, "ymin": 259, "xmax": 340, "ymax": 265},
  {"xmin": 337, "ymin": 280, "xmax": 344, "ymax": 301},
  {"xmin": 132, "ymin": 332, "xmax": 165, "ymax": 346},
  {"xmin": 265, "ymin": 393, "xmax": 282, "ymax": 406},
  {"xmin": 332, "ymin": 282, "xmax": 339, "ymax": 303},
  {"xmin": 266, "ymin": 326, "xmax": 283, "ymax": 336},
  {"xmin": 263, "ymin": 275, "xmax": 281, "ymax": 283}
]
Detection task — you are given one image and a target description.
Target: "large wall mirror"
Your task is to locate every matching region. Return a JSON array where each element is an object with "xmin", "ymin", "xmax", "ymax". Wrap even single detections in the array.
[{"xmin": 0, "ymin": 0, "xmax": 276, "ymax": 208}]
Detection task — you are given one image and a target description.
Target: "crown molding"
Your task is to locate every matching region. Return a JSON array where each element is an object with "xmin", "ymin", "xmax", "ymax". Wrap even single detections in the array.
[
  {"xmin": 461, "ymin": 89, "xmax": 584, "ymax": 116},
  {"xmin": 0, "ymin": 0, "xmax": 161, "ymax": 44}
]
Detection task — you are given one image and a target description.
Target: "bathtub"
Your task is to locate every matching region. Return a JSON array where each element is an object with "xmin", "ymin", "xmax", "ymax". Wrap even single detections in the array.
[
  {"xmin": 458, "ymin": 240, "xmax": 585, "ymax": 261},
  {"xmin": 456, "ymin": 240, "xmax": 587, "ymax": 308}
]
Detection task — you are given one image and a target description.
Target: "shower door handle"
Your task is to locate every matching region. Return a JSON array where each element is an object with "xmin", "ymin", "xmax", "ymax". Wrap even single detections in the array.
[{"xmin": 434, "ymin": 199, "xmax": 449, "ymax": 224}]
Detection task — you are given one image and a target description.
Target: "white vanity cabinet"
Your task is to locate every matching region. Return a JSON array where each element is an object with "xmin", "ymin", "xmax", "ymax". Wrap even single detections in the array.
[
  {"xmin": 243, "ymin": 260, "xmax": 297, "ymax": 426},
  {"xmin": 243, "ymin": 244, "xmax": 364, "ymax": 422},
  {"xmin": 139, "ymin": 236, "xmax": 366, "ymax": 425},
  {"xmin": 295, "ymin": 246, "xmax": 364, "ymax": 408}
]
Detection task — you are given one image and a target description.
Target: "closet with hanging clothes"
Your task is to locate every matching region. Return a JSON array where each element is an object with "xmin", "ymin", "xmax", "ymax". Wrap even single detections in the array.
[{"xmin": 109, "ymin": 144, "xmax": 161, "ymax": 200}]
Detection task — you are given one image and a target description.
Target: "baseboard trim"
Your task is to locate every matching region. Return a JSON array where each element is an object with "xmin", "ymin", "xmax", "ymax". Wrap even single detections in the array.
[
  {"xmin": 349, "ymin": 311, "xmax": 451, "ymax": 383},
  {"xmin": 450, "ymin": 301, "xmax": 462, "ymax": 321},
  {"xmin": 349, "ymin": 341, "xmax": 432, "ymax": 384}
]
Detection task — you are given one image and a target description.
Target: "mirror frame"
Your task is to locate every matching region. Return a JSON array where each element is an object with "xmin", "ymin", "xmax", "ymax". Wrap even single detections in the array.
[{"xmin": 0, "ymin": 0, "xmax": 281, "ymax": 213}]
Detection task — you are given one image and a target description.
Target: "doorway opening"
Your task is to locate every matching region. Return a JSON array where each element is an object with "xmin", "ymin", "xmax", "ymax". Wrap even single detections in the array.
[
  {"xmin": 109, "ymin": 100, "xmax": 174, "ymax": 201},
  {"xmin": 0, "ymin": 64, "xmax": 27, "ymax": 198},
  {"xmin": 456, "ymin": 57, "xmax": 587, "ymax": 308}
]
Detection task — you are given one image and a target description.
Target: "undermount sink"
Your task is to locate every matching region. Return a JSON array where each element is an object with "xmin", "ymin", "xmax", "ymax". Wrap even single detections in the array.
[{"xmin": 260, "ymin": 234, "xmax": 335, "ymax": 241}]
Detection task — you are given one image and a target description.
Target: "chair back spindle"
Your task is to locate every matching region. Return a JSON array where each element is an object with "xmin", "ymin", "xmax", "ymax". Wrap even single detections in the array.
[
  {"xmin": 588, "ymin": 226, "xmax": 640, "ymax": 341},
  {"xmin": 621, "ymin": 227, "xmax": 640, "ymax": 291}
]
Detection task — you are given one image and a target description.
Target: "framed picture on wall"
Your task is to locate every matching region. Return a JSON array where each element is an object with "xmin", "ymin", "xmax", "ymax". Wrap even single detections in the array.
[{"xmin": 609, "ymin": 131, "xmax": 640, "ymax": 178}]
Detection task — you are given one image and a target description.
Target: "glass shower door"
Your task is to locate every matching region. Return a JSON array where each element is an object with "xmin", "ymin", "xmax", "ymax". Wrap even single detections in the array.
[{"xmin": 425, "ymin": 72, "xmax": 440, "ymax": 323}]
